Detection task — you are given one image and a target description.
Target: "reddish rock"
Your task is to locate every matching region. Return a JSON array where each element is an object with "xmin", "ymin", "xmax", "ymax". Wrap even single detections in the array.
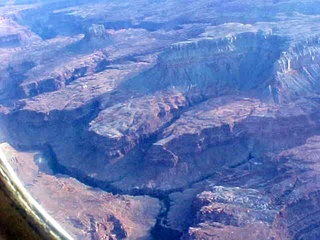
[{"xmin": 0, "ymin": 143, "xmax": 160, "ymax": 240}]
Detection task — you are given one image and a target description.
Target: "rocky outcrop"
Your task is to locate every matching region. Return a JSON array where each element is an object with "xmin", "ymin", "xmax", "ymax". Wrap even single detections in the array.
[
  {"xmin": 270, "ymin": 136, "xmax": 320, "ymax": 240},
  {"xmin": 275, "ymin": 37, "xmax": 320, "ymax": 102},
  {"xmin": 129, "ymin": 96, "xmax": 318, "ymax": 191},
  {"xmin": 89, "ymin": 90, "xmax": 186, "ymax": 164},
  {"xmin": 0, "ymin": 33, "xmax": 21, "ymax": 47},
  {"xmin": 124, "ymin": 31, "xmax": 285, "ymax": 101},
  {"xmin": 182, "ymin": 186, "xmax": 277, "ymax": 240},
  {"xmin": 20, "ymin": 65, "xmax": 89, "ymax": 97},
  {"xmin": 0, "ymin": 143, "xmax": 160, "ymax": 240},
  {"xmin": 3, "ymin": 1, "xmax": 320, "ymax": 239}
]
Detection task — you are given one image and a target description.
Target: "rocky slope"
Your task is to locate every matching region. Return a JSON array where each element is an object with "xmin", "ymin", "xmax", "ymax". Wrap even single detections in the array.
[
  {"xmin": 0, "ymin": 143, "xmax": 160, "ymax": 240},
  {"xmin": 2, "ymin": 0, "xmax": 320, "ymax": 239}
]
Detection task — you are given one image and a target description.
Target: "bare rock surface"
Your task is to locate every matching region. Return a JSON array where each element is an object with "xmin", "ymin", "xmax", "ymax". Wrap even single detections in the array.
[
  {"xmin": 2, "ymin": 1, "xmax": 320, "ymax": 239},
  {"xmin": 0, "ymin": 143, "xmax": 160, "ymax": 240}
]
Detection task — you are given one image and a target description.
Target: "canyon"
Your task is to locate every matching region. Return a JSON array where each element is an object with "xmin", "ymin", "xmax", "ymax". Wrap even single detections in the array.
[{"xmin": 1, "ymin": 0, "xmax": 320, "ymax": 239}]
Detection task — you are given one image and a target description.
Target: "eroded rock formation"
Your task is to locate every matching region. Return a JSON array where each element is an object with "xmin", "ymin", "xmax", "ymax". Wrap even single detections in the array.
[{"xmin": 1, "ymin": 1, "xmax": 320, "ymax": 239}]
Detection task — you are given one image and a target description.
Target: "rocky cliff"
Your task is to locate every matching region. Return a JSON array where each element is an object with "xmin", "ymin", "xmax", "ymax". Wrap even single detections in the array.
[{"xmin": 1, "ymin": 1, "xmax": 320, "ymax": 239}]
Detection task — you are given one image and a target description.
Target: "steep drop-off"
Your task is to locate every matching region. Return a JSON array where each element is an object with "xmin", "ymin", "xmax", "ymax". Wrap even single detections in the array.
[{"xmin": 3, "ymin": 1, "xmax": 320, "ymax": 240}]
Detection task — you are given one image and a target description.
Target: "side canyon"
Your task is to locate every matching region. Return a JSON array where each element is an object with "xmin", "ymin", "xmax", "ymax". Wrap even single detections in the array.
[{"xmin": 1, "ymin": 1, "xmax": 320, "ymax": 239}]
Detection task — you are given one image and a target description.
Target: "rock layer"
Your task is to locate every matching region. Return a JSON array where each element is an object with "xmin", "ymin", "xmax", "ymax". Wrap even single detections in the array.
[
  {"xmin": 2, "ymin": 1, "xmax": 320, "ymax": 240},
  {"xmin": 0, "ymin": 143, "xmax": 160, "ymax": 240}
]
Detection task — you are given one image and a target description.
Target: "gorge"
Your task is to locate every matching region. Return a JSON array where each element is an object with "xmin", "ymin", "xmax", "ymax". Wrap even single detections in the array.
[{"xmin": 1, "ymin": 1, "xmax": 320, "ymax": 239}]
